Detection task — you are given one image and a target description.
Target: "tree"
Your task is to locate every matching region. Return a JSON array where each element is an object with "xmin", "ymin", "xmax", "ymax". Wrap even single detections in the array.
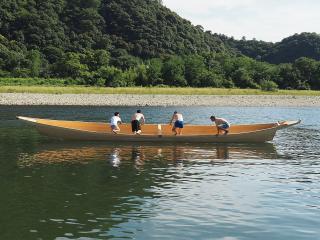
[
  {"xmin": 97, "ymin": 66, "xmax": 134, "ymax": 87},
  {"xmin": 231, "ymin": 68, "xmax": 258, "ymax": 88},
  {"xmin": 162, "ymin": 56, "xmax": 187, "ymax": 86},
  {"xmin": 55, "ymin": 52, "xmax": 89, "ymax": 78},
  {"xmin": 260, "ymin": 80, "xmax": 278, "ymax": 91},
  {"xmin": 134, "ymin": 64, "xmax": 148, "ymax": 86},
  {"xmin": 184, "ymin": 54, "xmax": 206, "ymax": 87},
  {"xmin": 146, "ymin": 58, "xmax": 163, "ymax": 85},
  {"xmin": 293, "ymin": 57, "xmax": 318, "ymax": 89},
  {"xmin": 277, "ymin": 64, "xmax": 300, "ymax": 89},
  {"xmin": 28, "ymin": 50, "xmax": 41, "ymax": 77},
  {"xmin": 199, "ymin": 71, "xmax": 223, "ymax": 87},
  {"xmin": 110, "ymin": 49, "xmax": 140, "ymax": 70},
  {"xmin": 83, "ymin": 49, "xmax": 110, "ymax": 71}
]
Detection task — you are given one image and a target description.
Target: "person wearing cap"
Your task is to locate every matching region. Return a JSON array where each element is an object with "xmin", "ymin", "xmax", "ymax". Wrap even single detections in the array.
[
  {"xmin": 131, "ymin": 110, "xmax": 145, "ymax": 135},
  {"xmin": 210, "ymin": 115, "xmax": 230, "ymax": 136},
  {"xmin": 170, "ymin": 111, "xmax": 184, "ymax": 135},
  {"xmin": 110, "ymin": 112, "xmax": 122, "ymax": 134}
]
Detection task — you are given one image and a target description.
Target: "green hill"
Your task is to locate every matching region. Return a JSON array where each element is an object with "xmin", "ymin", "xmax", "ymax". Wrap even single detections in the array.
[
  {"xmin": 0, "ymin": 0, "xmax": 320, "ymax": 90},
  {"xmin": 222, "ymin": 32, "xmax": 320, "ymax": 64},
  {"xmin": 0, "ymin": 0, "xmax": 229, "ymax": 59},
  {"xmin": 264, "ymin": 33, "xmax": 320, "ymax": 64}
]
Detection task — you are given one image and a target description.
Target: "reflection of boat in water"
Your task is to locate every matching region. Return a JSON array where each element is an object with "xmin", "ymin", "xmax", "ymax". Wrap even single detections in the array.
[
  {"xmin": 17, "ymin": 142, "xmax": 278, "ymax": 167},
  {"xmin": 17, "ymin": 116, "xmax": 300, "ymax": 143}
]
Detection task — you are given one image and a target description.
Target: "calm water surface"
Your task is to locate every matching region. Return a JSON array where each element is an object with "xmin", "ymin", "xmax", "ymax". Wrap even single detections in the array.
[{"xmin": 0, "ymin": 106, "xmax": 319, "ymax": 240}]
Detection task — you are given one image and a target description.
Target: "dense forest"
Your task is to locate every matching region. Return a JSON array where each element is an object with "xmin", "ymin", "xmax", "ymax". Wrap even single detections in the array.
[
  {"xmin": 0, "ymin": 0, "xmax": 320, "ymax": 90},
  {"xmin": 222, "ymin": 32, "xmax": 320, "ymax": 64}
]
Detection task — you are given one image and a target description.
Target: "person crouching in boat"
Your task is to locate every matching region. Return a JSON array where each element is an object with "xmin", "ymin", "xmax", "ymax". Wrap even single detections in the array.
[
  {"xmin": 131, "ymin": 110, "xmax": 145, "ymax": 135},
  {"xmin": 170, "ymin": 111, "xmax": 184, "ymax": 135},
  {"xmin": 210, "ymin": 115, "xmax": 230, "ymax": 136},
  {"xmin": 110, "ymin": 112, "xmax": 122, "ymax": 134}
]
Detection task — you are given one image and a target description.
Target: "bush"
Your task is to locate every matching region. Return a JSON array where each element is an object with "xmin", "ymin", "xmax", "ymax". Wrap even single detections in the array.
[
  {"xmin": 155, "ymin": 84, "xmax": 169, "ymax": 88},
  {"xmin": 221, "ymin": 79, "xmax": 235, "ymax": 88},
  {"xmin": 260, "ymin": 80, "xmax": 278, "ymax": 91},
  {"xmin": 199, "ymin": 71, "xmax": 223, "ymax": 87},
  {"xmin": 0, "ymin": 77, "xmax": 72, "ymax": 86}
]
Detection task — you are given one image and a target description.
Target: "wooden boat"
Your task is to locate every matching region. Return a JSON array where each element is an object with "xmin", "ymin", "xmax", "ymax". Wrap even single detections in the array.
[{"xmin": 17, "ymin": 116, "xmax": 300, "ymax": 143}]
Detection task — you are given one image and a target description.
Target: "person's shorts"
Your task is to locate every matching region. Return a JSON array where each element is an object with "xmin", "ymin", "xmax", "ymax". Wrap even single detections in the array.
[
  {"xmin": 174, "ymin": 120, "xmax": 184, "ymax": 128},
  {"xmin": 131, "ymin": 120, "xmax": 141, "ymax": 132},
  {"xmin": 218, "ymin": 123, "xmax": 230, "ymax": 129},
  {"xmin": 111, "ymin": 125, "xmax": 119, "ymax": 130}
]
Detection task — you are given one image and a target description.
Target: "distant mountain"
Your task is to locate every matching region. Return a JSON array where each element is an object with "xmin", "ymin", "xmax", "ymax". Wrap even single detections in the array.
[
  {"xmin": 263, "ymin": 33, "xmax": 320, "ymax": 64},
  {"xmin": 221, "ymin": 32, "xmax": 320, "ymax": 64},
  {"xmin": 103, "ymin": 0, "xmax": 231, "ymax": 57},
  {"xmin": 0, "ymin": 0, "xmax": 230, "ymax": 59},
  {"xmin": 1, "ymin": 0, "xmax": 319, "ymax": 63}
]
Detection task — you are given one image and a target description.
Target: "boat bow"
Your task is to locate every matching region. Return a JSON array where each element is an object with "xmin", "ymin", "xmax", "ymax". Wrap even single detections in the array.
[
  {"xmin": 17, "ymin": 116, "xmax": 38, "ymax": 123},
  {"xmin": 277, "ymin": 120, "xmax": 301, "ymax": 129}
]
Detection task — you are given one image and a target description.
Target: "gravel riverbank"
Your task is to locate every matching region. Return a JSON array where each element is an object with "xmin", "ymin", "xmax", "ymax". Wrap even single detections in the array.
[{"xmin": 1, "ymin": 93, "xmax": 320, "ymax": 107}]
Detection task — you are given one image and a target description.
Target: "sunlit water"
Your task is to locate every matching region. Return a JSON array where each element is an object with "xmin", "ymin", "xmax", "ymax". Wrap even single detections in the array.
[{"xmin": 0, "ymin": 106, "xmax": 319, "ymax": 240}]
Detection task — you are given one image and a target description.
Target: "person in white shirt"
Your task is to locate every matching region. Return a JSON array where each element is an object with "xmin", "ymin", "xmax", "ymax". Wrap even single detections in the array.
[
  {"xmin": 169, "ymin": 111, "xmax": 184, "ymax": 135},
  {"xmin": 131, "ymin": 110, "xmax": 145, "ymax": 135},
  {"xmin": 210, "ymin": 115, "xmax": 230, "ymax": 136},
  {"xmin": 110, "ymin": 112, "xmax": 122, "ymax": 134}
]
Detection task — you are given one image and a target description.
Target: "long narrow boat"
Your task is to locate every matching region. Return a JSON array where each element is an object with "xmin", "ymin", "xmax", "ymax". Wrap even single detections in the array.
[{"xmin": 17, "ymin": 116, "xmax": 300, "ymax": 143}]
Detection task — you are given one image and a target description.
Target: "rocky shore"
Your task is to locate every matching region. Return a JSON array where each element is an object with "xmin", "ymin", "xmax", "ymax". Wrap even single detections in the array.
[{"xmin": 1, "ymin": 93, "xmax": 320, "ymax": 107}]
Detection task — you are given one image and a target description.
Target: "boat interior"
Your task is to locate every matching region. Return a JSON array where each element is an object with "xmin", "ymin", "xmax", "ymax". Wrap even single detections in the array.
[{"xmin": 35, "ymin": 118, "xmax": 281, "ymax": 136}]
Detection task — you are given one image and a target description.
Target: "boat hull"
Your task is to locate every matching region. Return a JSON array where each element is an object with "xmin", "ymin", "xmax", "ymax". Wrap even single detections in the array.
[{"xmin": 18, "ymin": 116, "xmax": 300, "ymax": 143}]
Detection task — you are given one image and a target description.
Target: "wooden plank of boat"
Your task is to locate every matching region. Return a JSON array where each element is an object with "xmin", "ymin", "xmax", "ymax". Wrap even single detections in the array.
[{"xmin": 17, "ymin": 116, "xmax": 301, "ymax": 143}]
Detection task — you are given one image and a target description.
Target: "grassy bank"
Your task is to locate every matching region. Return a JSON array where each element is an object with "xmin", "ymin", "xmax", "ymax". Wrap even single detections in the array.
[{"xmin": 1, "ymin": 85, "xmax": 320, "ymax": 95}]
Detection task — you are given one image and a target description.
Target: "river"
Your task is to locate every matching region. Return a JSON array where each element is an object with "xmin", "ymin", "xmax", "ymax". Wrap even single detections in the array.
[{"xmin": 0, "ymin": 106, "xmax": 319, "ymax": 239}]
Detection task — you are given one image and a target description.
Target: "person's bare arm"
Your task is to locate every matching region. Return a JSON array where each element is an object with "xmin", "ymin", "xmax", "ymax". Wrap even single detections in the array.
[
  {"xmin": 169, "ymin": 114, "xmax": 175, "ymax": 125},
  {"xmin": 141, "ymin": 115, "xmax": 145, "ymax": 125}
]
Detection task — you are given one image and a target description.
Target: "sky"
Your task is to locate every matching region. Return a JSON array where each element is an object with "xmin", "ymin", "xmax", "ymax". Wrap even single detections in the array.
[{"xmin": 162, "ymin": 0, "xmax": 320, "ymax": 42}]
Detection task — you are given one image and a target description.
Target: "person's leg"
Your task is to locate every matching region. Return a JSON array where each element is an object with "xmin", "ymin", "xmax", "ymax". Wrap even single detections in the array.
[
  {"xmin": 131, "ymin": 120, "xmax": 137, "ymax": 134},
  {"xmin": 218, "ymin": 125, "xmax": 229, "ymax": 135},
  {"xmin": 216, "ymin": 126, "xmax": 226, "ymax": 136},
  {"xmin": 113, "ymin": 126, "xmax": 120, "ymax": 134},
  {"xmin": 178, "ymin": 122, "xmax": 183, "ymax": 135},
  {"xmin": 136, "ymin": 122, "xmax": 141, "ymax": 135},
  {"xmin": 216, "ymin": 127, "xmax": 221, "ymax": 136},
  {"xmin": 172, "ymin": 125, "xmax": 177, "ymax": 135},
  {"xmin": 222, "ymin": 123, "xmax": 229, "ymax": 135},
  {"xmin": 174, "ymin": 121, "xmax": 180, "ymax": 135},
  {"xmin": 111, "ymin": 125, "xmax": 119, "ymax": 134}
]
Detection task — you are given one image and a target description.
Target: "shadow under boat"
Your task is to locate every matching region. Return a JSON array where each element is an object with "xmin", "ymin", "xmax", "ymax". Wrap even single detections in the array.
[{"xmin": 17, "ymin": 141, "xmax": 278, "ymax": 167}]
